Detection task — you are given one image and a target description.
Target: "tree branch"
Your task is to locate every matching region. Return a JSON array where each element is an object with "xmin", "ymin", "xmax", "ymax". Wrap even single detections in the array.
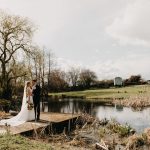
[{"xmin": 8, "ymin": 72, "xmax": 27, "ymax": 82}]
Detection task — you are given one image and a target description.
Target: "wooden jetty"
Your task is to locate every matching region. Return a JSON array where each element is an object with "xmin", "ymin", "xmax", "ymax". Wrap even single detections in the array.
[{"xmin": 0, "ymin": 112, "xmax": 80, "ymax": 135}]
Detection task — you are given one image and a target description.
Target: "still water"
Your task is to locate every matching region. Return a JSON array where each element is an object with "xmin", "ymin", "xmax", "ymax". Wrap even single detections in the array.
[{"xmin": 42, "ymin": 99, "xmax": 150, "ymax": 133}]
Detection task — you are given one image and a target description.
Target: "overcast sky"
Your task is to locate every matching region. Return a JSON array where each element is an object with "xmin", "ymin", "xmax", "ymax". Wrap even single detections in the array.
[{"xmin": 0, "ymin": 0, "xmax": 150, "ymax": 79}]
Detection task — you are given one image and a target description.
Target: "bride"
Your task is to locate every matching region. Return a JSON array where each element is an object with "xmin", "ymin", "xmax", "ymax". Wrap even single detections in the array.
[{"xmin": 0, "ymin": 81, "xmax": 35, "ymax": 126}]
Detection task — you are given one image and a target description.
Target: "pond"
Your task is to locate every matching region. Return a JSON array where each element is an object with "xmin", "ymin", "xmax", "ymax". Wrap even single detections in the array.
[{"xmin": 42, "ymin": 98, "xmax": 150, "ymax": 133}]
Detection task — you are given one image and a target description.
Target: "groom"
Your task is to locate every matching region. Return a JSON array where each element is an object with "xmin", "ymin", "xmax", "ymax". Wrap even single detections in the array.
[{"xmin": 32, "ymin": 79, "xmax": 41, "ymax": 121}]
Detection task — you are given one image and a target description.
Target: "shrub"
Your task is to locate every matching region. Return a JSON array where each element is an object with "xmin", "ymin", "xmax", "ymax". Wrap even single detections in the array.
[
  {"xmin": 0, "ymin": 99, "xmax": 11, "ymax": 112},
  {"xmin": 107, "ymin": 120, "xmax": 134, "ymax": 137}
]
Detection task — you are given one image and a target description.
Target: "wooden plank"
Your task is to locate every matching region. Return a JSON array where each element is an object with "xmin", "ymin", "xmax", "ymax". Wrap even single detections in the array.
[
  {"xmin": 0, "ymin": 122, "xmax": 47, "ymax": 135},
  {"xmin": 40, "ymin": 112, "xmax": 79, "ymax": 123},
  {"xmin": 0, "ymin": 113, "xmax": 80, "ymax": 135},
  {"xmin": 10, "ymin": 122, "xmax": 48, "ymax": 135}
]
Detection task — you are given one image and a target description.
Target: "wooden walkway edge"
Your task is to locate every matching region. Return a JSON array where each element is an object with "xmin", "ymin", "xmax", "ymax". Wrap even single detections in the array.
[{"xmin": 0, "ymin": 112, "xmax": 80, "ymax": 135}]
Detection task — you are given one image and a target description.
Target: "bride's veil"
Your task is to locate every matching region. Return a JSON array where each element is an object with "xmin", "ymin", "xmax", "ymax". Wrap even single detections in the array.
[
  {"xmin": 0, "ymin": 81, "xmax": 29, "ymax": 125},
  {"xmin": 20, "ymin": 81, "xmax": 28, "ymax": 111}
]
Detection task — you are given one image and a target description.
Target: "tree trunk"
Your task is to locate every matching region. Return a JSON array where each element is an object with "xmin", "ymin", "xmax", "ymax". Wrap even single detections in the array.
[
  {"xmin": 1, "ymin": 62, "xmax": 12, "ymax": 99},
  {"xmin": 48, "ymin": 52, "xmax": 51, "ymax": 90},
  {"xmin": 1, "ymin": 62, "xmax": 6, "ymax": 87}
]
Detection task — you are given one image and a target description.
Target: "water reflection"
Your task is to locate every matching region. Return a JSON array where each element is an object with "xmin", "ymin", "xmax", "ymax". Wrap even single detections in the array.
[
  {"xmin": 96, "ymin": 106, "xmax": 150, "ymax": 133},
  {"xmin": 42, "ymin": 98, "xmax": 150, "ymax": 133},
  {"xmin": 42, "ymin": 99, "xmax": 97, "ymax": 115}
]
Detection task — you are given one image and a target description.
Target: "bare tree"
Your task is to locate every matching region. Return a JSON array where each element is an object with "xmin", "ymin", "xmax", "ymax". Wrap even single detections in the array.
[
  {"xmin": 49, "ymin": 69, "xmax": 68, "ymax": 92},
  {"xmin": 0, "ymin": 11, "xmax": 35, "ymax": 99},
  {"xmin": 28, "ymin": 47, "xmax": 57, "ymax": 94},
  {"xmin": 67, "ymin": 67, "xmax": 80, "ymax": 89},
  {"xmin": 47, "ymin": 50, "xmax": 56, "ymax": 90},
  {"xmin": 79, "ymin": 69, "xmax": 97, "ymax": 89}
]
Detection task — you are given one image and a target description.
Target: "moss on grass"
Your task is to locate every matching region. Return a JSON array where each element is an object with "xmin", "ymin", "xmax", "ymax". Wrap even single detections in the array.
[{"xmin": 0, "ymin": 134, "xmax": 52, "ymax": 150}]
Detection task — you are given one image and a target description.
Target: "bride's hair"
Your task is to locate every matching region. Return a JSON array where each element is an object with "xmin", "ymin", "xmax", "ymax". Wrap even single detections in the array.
[{"xmin": 26, "ymin": 81, "xmax": 31, "ymax": 87}]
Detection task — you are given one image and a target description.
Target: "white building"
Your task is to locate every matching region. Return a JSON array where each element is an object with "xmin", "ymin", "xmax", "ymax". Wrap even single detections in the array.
[
  {"xmin": 114, "ymin": 77, "xmax": 123, "ymax": 86},
  {"xmin": 147, "ymin": 80, "xmax": 150, "ymax": 84}
]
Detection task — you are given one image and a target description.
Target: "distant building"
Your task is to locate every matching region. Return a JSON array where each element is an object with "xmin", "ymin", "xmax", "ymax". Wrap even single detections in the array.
[
  {"xmin": 147, "ymin": 80, "xmax": 150, "ymax": 84},
  {"xmin": 114, "ymin": 77, "xmax": 123, "ymax": 86}
]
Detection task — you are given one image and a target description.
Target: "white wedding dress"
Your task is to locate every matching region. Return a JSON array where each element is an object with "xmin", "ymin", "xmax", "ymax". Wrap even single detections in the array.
[{"xmin": 0, "ymin": 82, "xmax": 35, "ymax": 126}]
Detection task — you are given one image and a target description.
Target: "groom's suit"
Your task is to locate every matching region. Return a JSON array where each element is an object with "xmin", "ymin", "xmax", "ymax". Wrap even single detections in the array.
[{"xmin": 32, "ymin": 84, "xmax": 41, "ymax": 121}]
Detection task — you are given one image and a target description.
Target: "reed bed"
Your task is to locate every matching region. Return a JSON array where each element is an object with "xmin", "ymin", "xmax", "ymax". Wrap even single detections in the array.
[{"xmin": 114, "ymin": 94, "xmax": 150, "ymax": 108}]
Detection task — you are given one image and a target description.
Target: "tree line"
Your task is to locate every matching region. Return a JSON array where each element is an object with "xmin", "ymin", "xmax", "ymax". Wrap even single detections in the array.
[{"xmin": 0, "ymin": 12, "xmax": 148, "ymax": 101}]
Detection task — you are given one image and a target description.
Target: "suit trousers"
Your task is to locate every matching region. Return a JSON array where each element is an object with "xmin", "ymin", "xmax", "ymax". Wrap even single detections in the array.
[{"xmin": 33, "ymin": 97, "xmax": 40, "ymax": 120}]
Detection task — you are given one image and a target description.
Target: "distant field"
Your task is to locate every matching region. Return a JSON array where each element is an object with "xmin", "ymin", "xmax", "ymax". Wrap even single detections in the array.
[{"xmin": 49, "ymin": 85, "xmax": 150, "ymax": 101}]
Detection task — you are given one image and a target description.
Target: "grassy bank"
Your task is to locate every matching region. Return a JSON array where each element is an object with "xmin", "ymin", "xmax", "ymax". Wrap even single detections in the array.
[
  {"xmin": 0, "ymin": 134, "xmax": 52, "ymax": 150},
  {"xmin": 49, "ymin": 85, "xmax": 150, "ymax": 101}
]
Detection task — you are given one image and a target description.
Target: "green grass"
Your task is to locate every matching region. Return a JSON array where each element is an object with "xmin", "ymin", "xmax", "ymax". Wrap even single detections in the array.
[
  {"xmin": 49, "ymin": 85, "xmax": 150, "ymax": 101},
  {"xmin": 0, "ymin": 134, "xmax": 52, "ymax": 150}
]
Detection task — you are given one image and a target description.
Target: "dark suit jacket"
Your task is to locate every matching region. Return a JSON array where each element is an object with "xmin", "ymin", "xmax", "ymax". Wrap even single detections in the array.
[{"xmin": 33, "ymin": 84, "xmax": 41, "ymax": 103}]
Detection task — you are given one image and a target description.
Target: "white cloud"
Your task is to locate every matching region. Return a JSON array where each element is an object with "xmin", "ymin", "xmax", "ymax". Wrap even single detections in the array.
[
  {"xmin": 56, "ymin": 57, "xmax": 83, "ymax": 71},
  {"xmin": 0, "ymin": 0, "xmax": 149, "ymax": 80},
  {"xmin": 106, "ymin": 0, "xmax": 150, "ymax": 47},
  {"xmin": 90, "ymin": 53, "xmax": 150, "ymax": 80},
  {"xmin": 56, "ymin": 52, "xmax": 150, "ymax": 80}
]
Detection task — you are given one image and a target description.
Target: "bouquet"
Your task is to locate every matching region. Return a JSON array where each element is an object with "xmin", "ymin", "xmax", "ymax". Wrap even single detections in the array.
[{"xmin": 27, "ymin": 101, "xmax": 34, "ymax": 110}]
